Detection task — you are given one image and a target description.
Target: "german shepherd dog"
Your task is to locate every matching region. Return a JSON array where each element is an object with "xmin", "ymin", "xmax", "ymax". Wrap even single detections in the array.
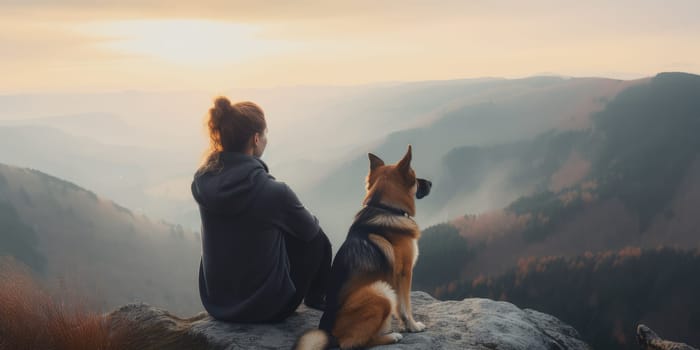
[{"xmin": 294, "ymin": 145, "xmax": 432, "ymax": 349}]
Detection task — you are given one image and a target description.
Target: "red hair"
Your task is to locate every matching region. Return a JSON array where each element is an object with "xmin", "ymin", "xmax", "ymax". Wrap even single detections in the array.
[{"xmin": 198, "ymin": 96, "xmax": 266, "ymax": 174}]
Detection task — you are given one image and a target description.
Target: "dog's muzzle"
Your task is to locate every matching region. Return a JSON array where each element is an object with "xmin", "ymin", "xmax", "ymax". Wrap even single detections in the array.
[{"xmin": 416, "ymin": 178, "xmax": 432, "ymax": 199}]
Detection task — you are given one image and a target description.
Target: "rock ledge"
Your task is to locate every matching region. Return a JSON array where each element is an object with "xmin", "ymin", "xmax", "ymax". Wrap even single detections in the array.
[{"xmin": 108, "ymin": 291, "xmax": 591, "ymax": 350}]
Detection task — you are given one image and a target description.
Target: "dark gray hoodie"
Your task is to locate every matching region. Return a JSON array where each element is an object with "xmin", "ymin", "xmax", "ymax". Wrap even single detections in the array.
[{"xmin": 191, "ymin": 152, "xmax": 320, "ymax": 322}]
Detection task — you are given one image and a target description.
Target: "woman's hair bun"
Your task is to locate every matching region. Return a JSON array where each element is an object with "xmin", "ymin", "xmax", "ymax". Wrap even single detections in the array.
[
  {"xmin": 210, "ymin": 96, "xmax": 233, "ymax": 128},
  {"xmin": 214, "ymin": 96, "xmax": 232, "ymax": 111}
]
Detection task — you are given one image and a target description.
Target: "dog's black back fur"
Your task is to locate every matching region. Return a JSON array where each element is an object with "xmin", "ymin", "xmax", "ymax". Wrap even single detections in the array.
[{"xmin": 318, "ymin": 205, "xmax": 406, "ymax": 332}]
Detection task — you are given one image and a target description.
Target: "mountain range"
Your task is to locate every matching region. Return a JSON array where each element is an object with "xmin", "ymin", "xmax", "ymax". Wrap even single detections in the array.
[
  {"xmin": 1, "ymin": 72, "xmax": 699, "ymax": 348},
  {"xmin": 0, "ymin": 164, "xmax": 201, "ymax": 315},
  {"xmin": 413, "ymin": 72, "xmax": 700, "ymax": 349}
]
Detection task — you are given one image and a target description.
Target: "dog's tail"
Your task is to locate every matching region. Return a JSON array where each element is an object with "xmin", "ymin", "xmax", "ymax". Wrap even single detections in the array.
[{"xmin": 292, "ymin": 328, "xmax": 338, "ymax": 350}]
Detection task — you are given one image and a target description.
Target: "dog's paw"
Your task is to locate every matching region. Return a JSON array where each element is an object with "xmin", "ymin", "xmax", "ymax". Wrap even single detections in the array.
[
  {"xmin": 408, "ymin": 321, "xmax": 426, "ymax": 332},
  {"xmin": 388, "ymin": 332, "xmax": 403, "ymax": 343}
]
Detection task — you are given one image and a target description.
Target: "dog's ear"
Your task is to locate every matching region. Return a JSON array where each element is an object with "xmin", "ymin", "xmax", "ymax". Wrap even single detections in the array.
[
  {"xmin": 368, "ymin": 153, "xmax": 385, "ymax": 171},
  {"xmin": 396, "ymin": 145, "xmax": 412, "ymax": 174}
]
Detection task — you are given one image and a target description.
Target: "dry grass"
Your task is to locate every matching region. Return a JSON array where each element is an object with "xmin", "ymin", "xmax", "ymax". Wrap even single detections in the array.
[{"xmin": 0, "ymin": 258, "xmax": 134, "ymax": 350}]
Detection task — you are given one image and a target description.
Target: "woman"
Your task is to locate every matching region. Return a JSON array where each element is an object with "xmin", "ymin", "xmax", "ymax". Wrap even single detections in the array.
[{"xmin": 191, "ymin": 96, "xmax": 331, "ymax": 323}]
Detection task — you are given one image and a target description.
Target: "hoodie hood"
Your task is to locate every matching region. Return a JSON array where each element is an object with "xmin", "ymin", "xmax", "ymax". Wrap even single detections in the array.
[{"xmin": 192, "ymin": 152, "xmax": 271, "ymax": 214}]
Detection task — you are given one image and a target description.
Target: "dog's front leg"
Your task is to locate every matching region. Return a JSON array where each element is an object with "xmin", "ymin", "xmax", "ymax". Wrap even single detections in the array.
[{"xmin": 396, "ymin": 268, "xmax": 425, "ymax": 332}]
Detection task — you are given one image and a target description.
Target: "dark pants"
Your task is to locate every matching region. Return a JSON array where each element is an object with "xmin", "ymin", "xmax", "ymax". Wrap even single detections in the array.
[{"xmin": 270, "ymin": 229, "xmax": 332, "ymax": 321}]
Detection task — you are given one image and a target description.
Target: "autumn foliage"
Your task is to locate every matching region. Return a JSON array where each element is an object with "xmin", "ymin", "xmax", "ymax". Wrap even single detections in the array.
[{"xmin": 0, "ymin": 258, "xmax": 133, "ymax": 350}]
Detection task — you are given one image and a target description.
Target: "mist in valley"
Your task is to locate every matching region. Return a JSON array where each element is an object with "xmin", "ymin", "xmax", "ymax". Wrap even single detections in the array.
[{"xmin": 1, "ymin": 76, "xmax": 617, "ymax": 243}]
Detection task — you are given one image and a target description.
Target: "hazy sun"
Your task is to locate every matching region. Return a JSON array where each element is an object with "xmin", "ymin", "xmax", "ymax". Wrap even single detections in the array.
[{"xmin": 78, "ymin": 19, "xmax": 293, "ymax": 66}]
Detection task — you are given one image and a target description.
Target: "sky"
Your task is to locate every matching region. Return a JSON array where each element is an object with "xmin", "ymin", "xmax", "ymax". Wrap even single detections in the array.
[{"xmin": 1, "ymin": 0, "xmax": 700, "ymax": 93}]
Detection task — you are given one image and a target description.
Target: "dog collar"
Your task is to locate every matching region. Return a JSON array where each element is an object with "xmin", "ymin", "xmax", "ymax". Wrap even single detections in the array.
[{"xmin": 364, "ymin": 202, "xmax": 411, "ymax": 218}]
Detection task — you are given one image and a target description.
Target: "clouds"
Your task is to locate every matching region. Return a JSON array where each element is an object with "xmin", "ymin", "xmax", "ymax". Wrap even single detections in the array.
[
  {"xmin": 0, "ymin": 19, "xmax": 114, "ymax": 62},
  {"xmin": 1, "ymin": 1, "xmax": 699, "ymax": 92},
  {"xmin": 3, "ymin": 0, "xmax": 699, "ymax": 27},
  {"xmin": 0, "ymin": 0, "xmax": 464, "ymax": 22}
]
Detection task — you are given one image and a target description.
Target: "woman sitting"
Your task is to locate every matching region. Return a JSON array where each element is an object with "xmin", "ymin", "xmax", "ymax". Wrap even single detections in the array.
[{"xmin": 192, "ymin": 97, "xmax": 331, "ymax": 323}]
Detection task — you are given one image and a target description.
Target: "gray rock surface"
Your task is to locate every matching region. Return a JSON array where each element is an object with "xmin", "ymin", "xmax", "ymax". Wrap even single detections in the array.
[
  {"xmin": 108, "ymin": 291, "xmax": 591, "ymax": 350},
  {"xmin": 637, "ymin": 324, "xmax": 698, "ymax": 350}
]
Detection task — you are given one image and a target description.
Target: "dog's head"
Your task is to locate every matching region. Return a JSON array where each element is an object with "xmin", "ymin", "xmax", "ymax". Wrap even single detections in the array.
[{"xmin": 364, "ymin": 145, "xmax": 432, "ymax": 216}]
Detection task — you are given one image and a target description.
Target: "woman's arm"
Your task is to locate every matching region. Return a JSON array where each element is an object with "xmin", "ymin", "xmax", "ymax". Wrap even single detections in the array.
[{"xmin": 277, "ymin": 184, "xmax": 322, "ymax": 242}]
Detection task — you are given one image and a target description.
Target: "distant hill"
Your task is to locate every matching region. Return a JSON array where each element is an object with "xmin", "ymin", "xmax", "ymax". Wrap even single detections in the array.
[
  {"xmin": 413, "ymin": 72, "xmax": 700, "ymax": 349},
  {"xmin": 0, "ymin": 125, "xmax": 201, "ymax": 230},
  {"xmin": 0, "ymin": 113, "xmax": 141, "ymax": 146},
  {"xmin": 301, "ymin": 76, "xmax": 646, "ymax": 245},
  {"xmin": 0, "ymin": 163, "xmax": 201, "ymax": 315}
]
